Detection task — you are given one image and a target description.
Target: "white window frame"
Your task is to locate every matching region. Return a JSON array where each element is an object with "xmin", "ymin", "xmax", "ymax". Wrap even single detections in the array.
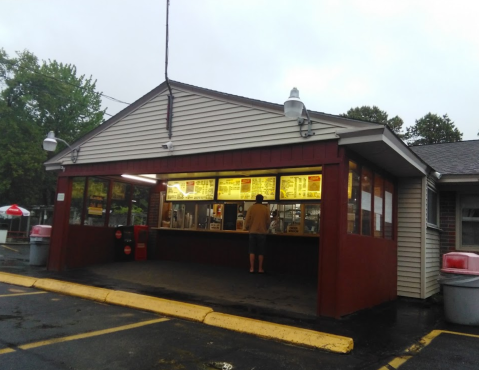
[
  {"xmin": 456, "ymin": 193, "xmax": 479, "ymax": 251},
  {"xmin": 426, "ymin": 187, "xmax": 439, "ymax": 227}
]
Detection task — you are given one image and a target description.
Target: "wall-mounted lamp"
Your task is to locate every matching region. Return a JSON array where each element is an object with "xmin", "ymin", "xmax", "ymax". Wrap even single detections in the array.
[
  {"xmin": 284, "ymin": 87, "xmax": 315, "ymax": 138},
  {"xmin": 162, "ymin": 141, "xmax": 174, "ymax": 151},
  {"xmin": 432, "ymin": 171, "xmax": 442, "ymax": 180},
  {"xmin": 43, "ymin": 131, "xmax": 80, "ymax": 163},
  {"xmin": 121, "ymin": 174, "xmax": 157, "ymax": 184}
]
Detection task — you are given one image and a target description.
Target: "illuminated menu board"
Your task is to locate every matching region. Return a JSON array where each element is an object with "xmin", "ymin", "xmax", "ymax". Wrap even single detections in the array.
[
  {"xmin": 217, "ymin": 177, "xmax": 276, "ymax": 200},
  {"xmin": 166, "ymin": 179, "xmax": 215, "ymax": 201},
  {"xmin": 280, "ymin": 174, "xmax": 322, "ymax": 200}
]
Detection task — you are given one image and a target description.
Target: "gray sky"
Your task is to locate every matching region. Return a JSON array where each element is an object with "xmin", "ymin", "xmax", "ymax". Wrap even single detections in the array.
[{"xmin": 2, "ymin": 0, "xmax": 478, "ymax": 140}]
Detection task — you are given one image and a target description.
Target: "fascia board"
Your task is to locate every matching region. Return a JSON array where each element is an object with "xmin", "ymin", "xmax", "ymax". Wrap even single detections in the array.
[
  {"xmin": 439, "ymin": 175, "xmax": 479, "ymax": 183},
  {"xmin": 338, "ymin": 127, "xmax": 429, "ymax": 176}
]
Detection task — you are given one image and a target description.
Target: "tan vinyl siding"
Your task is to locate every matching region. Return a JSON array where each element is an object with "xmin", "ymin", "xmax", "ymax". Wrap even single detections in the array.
[
  {"xmin": 397, "ymin": 178, "xmax": 423, "ymax": 298},
  {"xmin": 424, "ymin": 175, "xmax": 440, "ymax": 297},
  {"xmin": 62, "ymin": 87, "xmax": 344, "ymax": 165},
  {"xmin": 425, "ymin": 228, "xmax": 441, "ymax": 296}
]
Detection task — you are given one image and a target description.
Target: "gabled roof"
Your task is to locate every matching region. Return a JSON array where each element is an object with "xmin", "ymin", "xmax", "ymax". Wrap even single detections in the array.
[
  {"xmin": 43, "ymin": 80, "xmax": 429, "ymax": 177},
  {"xmin": 410, "ymin": 140, "xmax": 479, "ymax": 175}
]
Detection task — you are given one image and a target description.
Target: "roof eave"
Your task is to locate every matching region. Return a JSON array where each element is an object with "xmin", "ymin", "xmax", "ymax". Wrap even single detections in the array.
[{"xmin": 337, "ymin": 126, "xmax": 430, "ymax": 177}]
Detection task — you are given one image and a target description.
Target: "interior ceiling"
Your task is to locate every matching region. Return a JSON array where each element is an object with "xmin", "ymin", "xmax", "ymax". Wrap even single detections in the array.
[{"xmin": 139, "ymin": 166, "xmax": 323, "ymax": 181}]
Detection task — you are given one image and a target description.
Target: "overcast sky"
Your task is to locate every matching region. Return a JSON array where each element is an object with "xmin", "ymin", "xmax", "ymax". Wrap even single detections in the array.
[{"xmin": 2, "ymin": 0, "xmax": 478, "ymax": 140}]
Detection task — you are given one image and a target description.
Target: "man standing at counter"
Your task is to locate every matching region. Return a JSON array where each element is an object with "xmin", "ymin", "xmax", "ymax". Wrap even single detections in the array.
[{"xmin": 245, "ymin": 194, "xmax": 270, "ymax": 273}]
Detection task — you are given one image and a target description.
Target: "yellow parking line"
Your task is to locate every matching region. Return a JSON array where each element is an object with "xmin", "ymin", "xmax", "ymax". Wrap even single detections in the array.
[
  {"xmin": 0, "ymin": 317, "xmax": 169, "ymax": 355},
  {"xmin": 0, "ymin": 292, "xmax": 47, "ymax": 298},
  {"xmin": 0, "ymin": 348, "xmax": 15, "ymax": 355},
  {"xmin": 379, "ymin": 329, "xmax": 479, "ymax": 369},
  {"xmin": 0, "ymin": 245, "xmax": 19, "ymax": 252}
]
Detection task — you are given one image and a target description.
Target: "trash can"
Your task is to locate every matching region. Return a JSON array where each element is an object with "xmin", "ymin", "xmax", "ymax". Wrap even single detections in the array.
[
  {"xmin": 439, "ymin": 252, "xmax": 479, "ymax": 325},
  {"xmin": 29, "ymin": 225, "xmax": 52, "ymax": 266},
  {"xmin": 0, "ymin": 224, "xmax": 8, "ymax": 244}
]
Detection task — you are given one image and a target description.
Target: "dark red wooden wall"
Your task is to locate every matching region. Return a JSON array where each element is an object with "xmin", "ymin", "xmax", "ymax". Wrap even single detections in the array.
[{"xmin": 47, "ymin": 140, "xmax": 398, "ymax": 318}]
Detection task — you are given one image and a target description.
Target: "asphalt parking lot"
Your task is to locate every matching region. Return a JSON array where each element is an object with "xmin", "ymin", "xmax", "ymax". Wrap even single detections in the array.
[
  {"xmin": 3, "ymin": 244, "xmax": 479, "ymax": 369},
  {"xmin": 0, "ymin": 282, "xmax": 354, "ymax": 370}
]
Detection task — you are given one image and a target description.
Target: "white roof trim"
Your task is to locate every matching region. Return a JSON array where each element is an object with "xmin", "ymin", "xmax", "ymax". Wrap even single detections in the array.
[
  {"xmin": 439, "ymin": 175, "xmax": 479, "ymax": 183},
  {"xmin": 337, "ymin": 126, "xmax": 429, "ymax": 177}
]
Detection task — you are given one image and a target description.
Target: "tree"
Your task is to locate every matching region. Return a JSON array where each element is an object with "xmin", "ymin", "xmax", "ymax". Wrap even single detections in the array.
[
  {"xmin": 0, "ymin": 49, "xmax": 105, "ymax": 206},
  {"xmin": 340, "ymin": 106, "xmax": 404, "ymax": 136},
  {"xmin": 404, "ymin": 113, "xmax": 462, "ymax": 146}
]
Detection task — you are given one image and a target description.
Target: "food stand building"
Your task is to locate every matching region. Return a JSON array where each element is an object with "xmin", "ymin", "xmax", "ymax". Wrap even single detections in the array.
[{"xmin": 44, "ymin": 80, "xmax": 440, "ymax": 318}]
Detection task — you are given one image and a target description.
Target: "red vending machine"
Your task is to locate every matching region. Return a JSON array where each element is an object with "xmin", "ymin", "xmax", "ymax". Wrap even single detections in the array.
[{"xmin": 133, "ymin": 225, "xmax": 148, "ymax": 261}]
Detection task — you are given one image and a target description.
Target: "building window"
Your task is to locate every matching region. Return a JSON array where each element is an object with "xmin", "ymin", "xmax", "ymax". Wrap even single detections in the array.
[
  {"xmin": 69, "ymin": 177, "xmax": 86, "ymax": 225},
  {"xmin": 85, "ymin": 177, "xmax": 109, "ymax": 227},
  {"xmin": 384, "ymin": 180, "xmax": 394, "ymax": 239},
  {"xmin": 347, "ymin": 161, "xmax": 395, "ymax": 239},
  {"xmin": 460, "ymin": 195, "xmax": 479, "ymax": 248},
  {"xmin": 109, "ymin": 182, "xmax": 132, "ymax": 227},
  {"xmin": 374, "ymin": 174, "xmax": 384, "ymax": 238},
  {"xmin": 361, "ymin": 167, "xmax": 372, "ymax": 236},
  {"xmin": 130, "ymin": 185, "xmax": 150, "ymax": 225},
  {"xmin": 427, "ymin": 188, "xmax": 438, "ymax": 226},
  {"xmin": 348, "ymin": 161, "xmax": 360, "ymax": 234},
  {"xmin": 68, "ymin": 176, "xmax": 151, "ymax": 227}
]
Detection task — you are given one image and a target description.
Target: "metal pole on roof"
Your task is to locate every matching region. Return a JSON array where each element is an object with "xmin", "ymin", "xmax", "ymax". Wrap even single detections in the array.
[{"xmin": 165, "ymin": 0, "xmax": 174, "ymax": 139}]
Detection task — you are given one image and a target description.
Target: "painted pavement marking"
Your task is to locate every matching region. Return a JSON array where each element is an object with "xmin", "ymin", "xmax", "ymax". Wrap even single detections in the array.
[
  {"xmin": 0, "ymin": 317, "xmax": 170, "ymax": 355},
  {"xmin": 0, "ymin": 291, "xmax": 47, "ymax": 298},
  {"xmin": 378, "ymin": 329, "xmax": 479, "ymax": 369},
  {"xmin": 0, "ymin": 245, "xmax": 19, "ymax": 253}
]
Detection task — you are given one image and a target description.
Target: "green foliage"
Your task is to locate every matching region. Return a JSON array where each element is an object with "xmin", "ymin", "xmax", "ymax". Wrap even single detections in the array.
[
  {"xmin": 340, "ymin": 106, "xmax": 404, "ymax": 136},
  {"xmin": 0, "ymin": 49, "xmax": 105, "ymax": 206},
  {"xmin": 404, "ymin": 113, "xmax": 462, "ymax": 146}
]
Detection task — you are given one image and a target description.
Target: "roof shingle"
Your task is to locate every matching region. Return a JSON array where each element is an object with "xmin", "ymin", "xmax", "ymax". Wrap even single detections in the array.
[{"xmin": 410, "ymin": 140, "xmax": 479, "ymax": 175}]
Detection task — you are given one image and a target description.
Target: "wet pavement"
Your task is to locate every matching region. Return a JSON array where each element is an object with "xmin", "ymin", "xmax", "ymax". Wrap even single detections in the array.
[{"xmin": 2, "ymin": 242, "xmax": 479, "ymax": 369}]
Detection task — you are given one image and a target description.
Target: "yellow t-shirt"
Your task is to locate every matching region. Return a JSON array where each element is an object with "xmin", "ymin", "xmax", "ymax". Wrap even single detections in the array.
[{"xmin": 245, "ymin": 203, "xmax": 270, "ymax": 234}]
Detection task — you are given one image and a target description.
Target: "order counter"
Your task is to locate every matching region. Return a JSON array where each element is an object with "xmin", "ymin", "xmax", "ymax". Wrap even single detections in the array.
[{"xmin": 158, "ymin": 201, "xmax": 320, "ymax": 236}]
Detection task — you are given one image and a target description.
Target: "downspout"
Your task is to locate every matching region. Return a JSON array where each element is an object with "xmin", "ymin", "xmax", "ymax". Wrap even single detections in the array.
[{"xmin": 165, "ymin": 0, "xmax": 174, "ymax": 140}]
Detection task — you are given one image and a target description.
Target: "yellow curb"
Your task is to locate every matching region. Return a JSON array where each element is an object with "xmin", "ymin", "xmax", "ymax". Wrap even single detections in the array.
[
  {"xmin": 0, "ymin": 272, "xmax": 353, "ymax": 353},
  {"xmin": 106, "ymin": 290, "xmax": 213, "ymax": 323},
  {"xmin": 203, "ymin": 312, "xmax": 354, "ymax": 353},
  {"xmin": 33, "ymin": 279, "xmax": 110, "ymax": 303},
  {"xmin": 0, "ymin": 272, "xmax": 39, "ymax": 287}
]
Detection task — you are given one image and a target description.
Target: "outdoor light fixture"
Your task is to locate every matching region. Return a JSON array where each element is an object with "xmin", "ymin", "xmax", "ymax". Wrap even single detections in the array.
[
  {"xmin": 121, "ymin": 174, "xmax": 158, "ymax": 184},
  {"xmin": 43, "ymin": 131, "xmax": 80, "ymax": 163},
  {"xmin": 284, "ymin": 87, "xmax": 315, "ymax": 138},
  {"xmin": 162, "ymin": 141, "xmax": 174, "ymax": 151}
]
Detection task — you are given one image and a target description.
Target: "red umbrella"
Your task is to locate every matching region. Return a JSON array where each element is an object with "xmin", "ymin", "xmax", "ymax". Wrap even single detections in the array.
[{"xmin": 0, "ymin": 204, "xmax": 31, "ymax": 217}]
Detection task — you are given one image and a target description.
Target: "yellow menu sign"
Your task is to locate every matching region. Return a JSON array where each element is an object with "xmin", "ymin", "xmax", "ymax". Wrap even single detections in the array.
[
  {"xmin": 280, "ymin": 174, "xmax": 322, "ymax": 200},
  {"xmin": 166, "ymin": 179, "xmax": 215, "ymax": 201},
  {"xmin": 217, "ymin": 177, "xmax": 276, "ymax": 200}
]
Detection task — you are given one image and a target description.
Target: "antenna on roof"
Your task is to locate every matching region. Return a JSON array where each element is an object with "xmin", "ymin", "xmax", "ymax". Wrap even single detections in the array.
[{"xmin": 165, "ymin": 0, "xmax": 174, "ymax": 139}]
